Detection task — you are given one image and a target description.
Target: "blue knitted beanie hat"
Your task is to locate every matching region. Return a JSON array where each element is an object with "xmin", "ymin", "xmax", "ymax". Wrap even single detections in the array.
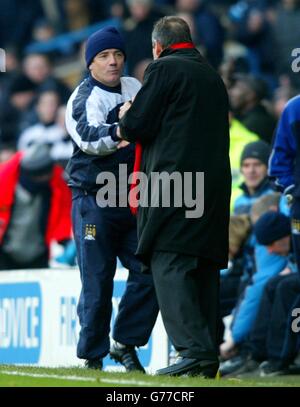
[
  {"xmin": 85, "ymin": 26, "xmax": 126, "ymax": 67},
  {"xmin": 254, "ymin": 211, "xmax": 291, "ymax": 245}
]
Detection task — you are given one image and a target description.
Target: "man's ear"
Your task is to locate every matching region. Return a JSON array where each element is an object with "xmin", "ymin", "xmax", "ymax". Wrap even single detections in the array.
[
  {"xmin": 153, "ymin": 40, "xmax": 164, "ymax": 59},
  {"xmin": 156, "ymin": 41, "xmax": 163, "ymax": 56}
]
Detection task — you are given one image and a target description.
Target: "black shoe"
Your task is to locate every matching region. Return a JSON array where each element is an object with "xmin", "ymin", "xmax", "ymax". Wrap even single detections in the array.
[
  {"xmin": 84, "ymin": 358, "xmax": 103, "ymax": 370},
  {"xmin": 156, "ymin": 357, "xmax": 218, "ymax": 378},
  {"xmin": 110, "ymin": 342, "xmax": 145, "ymax": 373},
  {"xmin": 220, "ymin": 355, "xmax": 259, "ymax": 377},
  {"xmin": 259, "ymin": 360, "xmax": 290, "ymax": 377},
  {"xmin": 287, "ymin": 363, "xmax": 300, "ymax": 375},
  {"xmin": 219, "ymin": 355, "xmax": 246, "ymax": 377}
]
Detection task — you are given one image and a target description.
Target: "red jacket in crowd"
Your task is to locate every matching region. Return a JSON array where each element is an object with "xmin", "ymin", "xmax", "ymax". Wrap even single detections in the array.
[{"xmin": 0, "ymin": 152, "xmax": 72, "ymax": 252}]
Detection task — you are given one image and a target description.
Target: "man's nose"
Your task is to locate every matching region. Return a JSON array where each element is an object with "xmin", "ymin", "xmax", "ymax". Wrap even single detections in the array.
[{"xmin": 108, "ymin": 55, "xmax": 117, "ymax": 65}]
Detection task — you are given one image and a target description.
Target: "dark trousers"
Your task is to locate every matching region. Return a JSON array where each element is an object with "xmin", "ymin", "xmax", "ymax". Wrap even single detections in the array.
[
  {"xmin": 150, "ymin": 251, "xmax": 220, "ymax": 363},
  {"xmin": 72, "ymin": 189, "xmax": 159, "ymax": 360},
  {"xmin": 249, "ymin": 273, "xmax": 300, "ymax": 363},
  {"xmin": 291, "ymin": 197, "xmax": 300, "ymax": 275}
]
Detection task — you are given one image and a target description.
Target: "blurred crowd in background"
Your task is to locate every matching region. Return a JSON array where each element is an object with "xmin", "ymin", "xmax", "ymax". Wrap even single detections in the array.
[
  {"xmin": 1, "ymin": 0, "xmax": 300, "ymax": 163},
  {"xmin": 0, "ymin": 0, "xmax": 300, "ymax": 377}
]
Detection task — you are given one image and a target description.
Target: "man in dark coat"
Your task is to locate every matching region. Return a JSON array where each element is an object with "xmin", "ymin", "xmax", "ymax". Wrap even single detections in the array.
[{"xmin": 117, "ymin": 16, "xmax": 231, "ymax": 377}]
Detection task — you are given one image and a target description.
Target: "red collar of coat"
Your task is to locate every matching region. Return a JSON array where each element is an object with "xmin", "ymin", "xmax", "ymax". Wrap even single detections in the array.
[{"xmin": 169, "ymin": 42, "xmax": 195, "ymax": 50}]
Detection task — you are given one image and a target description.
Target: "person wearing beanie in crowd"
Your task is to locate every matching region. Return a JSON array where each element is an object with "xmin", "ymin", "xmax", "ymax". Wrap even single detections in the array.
[
  {"xmin": 231, "ymin": 141, "xmax": 276, "ymax": 293},
  {"xmin": 234, "ymin": 140, "xmax": 275, "ymax": 216},
  {"xmin": 254, "ymin": 211, "xmax": 291, "ymax": 251},
  {"xmin": 65, "ymin": 26, "xmax": 159, "ymax": 372},
  {"xmin": 0, "ymin": 144, "xmax": 72, "ymax": 270},
  {"xmin": 220, "ymin": 211, "xmax": 300, "ymax": 377}
]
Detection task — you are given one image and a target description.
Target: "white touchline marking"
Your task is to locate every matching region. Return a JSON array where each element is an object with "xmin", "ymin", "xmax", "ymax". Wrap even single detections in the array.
[
  {"xmin": 0, "ymin": 370, "xmax": 176, "ymax": 387},
  {"xmin": 100, "ymin": 378, "xmax": 165, "ymax": 386},
  {"xmin": 0, "ymin": 370, "xmax": 96, "ymax": 382}
]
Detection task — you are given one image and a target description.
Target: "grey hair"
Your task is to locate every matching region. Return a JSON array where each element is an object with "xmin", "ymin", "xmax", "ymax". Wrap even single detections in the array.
[{"xmin": 152, "ymin": 16, "xmax": 192, "ymax": 49}]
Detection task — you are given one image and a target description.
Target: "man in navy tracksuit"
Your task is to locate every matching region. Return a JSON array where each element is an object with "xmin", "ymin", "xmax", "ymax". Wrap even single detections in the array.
[
  {"xmin": 65, "ymin": 26, "xmax": 158, "ymax": 371},
  {"xmin": 269, "ymin": 95, "xmax": 300, "ymax": 273}
]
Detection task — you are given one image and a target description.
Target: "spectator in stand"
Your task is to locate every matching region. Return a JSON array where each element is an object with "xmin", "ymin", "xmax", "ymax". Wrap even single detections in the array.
[
  {"xmin": 53, "ymin": 105, "xmax": 73, "ymax": 168},
  {"xmin": 0, "ymin": 142, "xmax": 16, "ymax": 165},
  {"xmin": 220, "ymin": 192, "xmax": 282, "ymax": 335},
  {"xmin": 0, "ymin": 0, "xmax": 44, "ymax": 53},
  {"xmin": 0, "ymin": 144, "xmax": 72, "ymax": 270},
  {"xmin": 271, "ymin": 0, "xmax": 300, "ymax": 91},
  {"xmin": 132, "ymin": 58, "xmax": 152, "ymax": 82},
  {"xmin": 0, "ymin": 73, "xmax": 37, "ymax": 149},
  {"xmin": 176, "ymin": 12, "xmax": 199, "ymax": 47},
  {"xmin": 246, "ymin": 271, "xmax": 300, "ymax": 376},
  {"xmin": 229, "ymin": 74, "xmax": 276, "ymax": 143},
  {"xmin": 228, "ymin": 0, "xmax": 276, "ymax": 82},
  {"xmin": 219, "ymin": 211, "xmax": 295, "ymax": 375},
  {"xmin": 19, "ymin": 89, "xmax": 60, "ymax": 132},
  {"xmin": 234, "ymin": 140, "xmax": 274, "ymax": 215},
  {"xmin": 0, "ymin": 47, "xmax": 20, "ymax": 97},
  {"xmin": 220, "ymin": 211, "xmax": 300, "ymax": 377},
  {"xmin": 175, "ymin": 0, "xmax": 225, "ymax": 69},
  {"xmin": 229, "ymin": 117, "xmax": 260, "ymax": 205},
  {"xmin": 18, "ymin": 90, "xmax": 72, "ymax": 165},
  {"xmin": 250, "ymin": 192, "xmax": 281, "ymax": 225},
  {"xmin": 272, "ymin": 86, "xmax": 298, "ymax": 119},
  {"xmin": 219, "ymin": 214, "xmax": 252, "ymax": 342},
  {"xmin": 23, "ymin": 53, "xmax": 71, "ymax": 103},
  {"xmin": 122, "ymin": 0, "xmax": 165, "ymax": 75},
  {"xmin": 231, "ymin": 142, "xmax": 276, "ymax": 315},
  {"xmin": 110, "ymin": 1, "xmax": 130, "ymax": 20},
  {"xmin": 30, "ymin": 18, "xmax": 56, "ymax": 47}
]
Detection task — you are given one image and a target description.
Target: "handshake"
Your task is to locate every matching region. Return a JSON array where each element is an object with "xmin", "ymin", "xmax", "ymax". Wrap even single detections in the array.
[{"xmin": 116, "ymin": 99, "xmax": 133, "ymax": 149}]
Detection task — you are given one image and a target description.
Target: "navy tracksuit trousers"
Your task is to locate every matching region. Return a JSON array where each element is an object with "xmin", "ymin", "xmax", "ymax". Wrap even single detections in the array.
[{"xmin": 72, "ymin": 188, "xmax": 159, "ymax": 360}]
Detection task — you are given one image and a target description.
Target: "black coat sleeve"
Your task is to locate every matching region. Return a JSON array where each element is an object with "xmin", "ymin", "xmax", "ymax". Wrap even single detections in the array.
[{"xmin": 119, "ymin": 61, "xmax": 170, "ymax": 144}]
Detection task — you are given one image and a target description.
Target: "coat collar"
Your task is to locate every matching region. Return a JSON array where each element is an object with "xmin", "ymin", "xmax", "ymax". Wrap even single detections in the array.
[
  {"xmin": 239, "ymin": 177, "xmax": 272, "ymax": 196},
  {"xmin": 159, "ymin": 42, "xmax": 196, "ymax": 58},
  {"xmin": 169, "ymin": 42, "xmax": 195, "ymax": 50}
]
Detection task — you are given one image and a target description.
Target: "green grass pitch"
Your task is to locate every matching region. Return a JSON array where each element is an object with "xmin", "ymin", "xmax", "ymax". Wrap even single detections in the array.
[{"xmin": 0, "ymin": 365, "xmax": 299, "ymax": 387}]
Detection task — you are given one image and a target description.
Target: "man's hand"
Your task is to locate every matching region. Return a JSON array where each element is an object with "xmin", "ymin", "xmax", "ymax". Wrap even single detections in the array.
[
  {"xmin": 115, "ymin": 126, "xmax": 129, "ymax": 149},
  {"xmin": 279, "ymin": 267, "xmax": 292, "ymax": 276},
  {"xmin": 119, "ymin": 100, "xmax": 132, "ymax": 119},
  {"xmin": 283, "ymin": 184, "xmax": 295, "ymax": 206},
  {"xmin": 117, "ymin": 140, "xmax": 130, "ymax": 149},
  {"xmin": 220, "ymin": 338, "xmax": 237, "ymax": 360}
]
